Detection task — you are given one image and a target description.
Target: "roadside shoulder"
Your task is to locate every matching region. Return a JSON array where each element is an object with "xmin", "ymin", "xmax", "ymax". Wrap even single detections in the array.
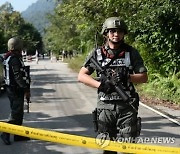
[{"xmin": 140, "ymin": 96, "xmax": 180, "ymax": 125}]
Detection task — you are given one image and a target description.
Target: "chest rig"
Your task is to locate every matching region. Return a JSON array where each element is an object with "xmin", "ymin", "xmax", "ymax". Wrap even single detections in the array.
[
  {"xmin": 4, "ymin": 54, "xmax": 30, "ymax": 86},
  {"xmin": 96, "ymin": 45, "xmax": 131, "ymax": 75},
  {"xmin": 95, "ymin": 45, "xmax": 135, "ymax": 101}
]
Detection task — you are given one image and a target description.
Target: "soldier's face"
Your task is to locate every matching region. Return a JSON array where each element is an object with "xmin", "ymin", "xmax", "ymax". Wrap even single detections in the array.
[{"xmin": 107, "ymin": 28, "xmax": 124, "ymax": 43}]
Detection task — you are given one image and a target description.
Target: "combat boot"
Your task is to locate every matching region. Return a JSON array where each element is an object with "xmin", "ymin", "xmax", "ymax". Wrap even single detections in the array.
[{"xmin": 1, "ymin": 133, "xmax": 11, "ymax": 145}]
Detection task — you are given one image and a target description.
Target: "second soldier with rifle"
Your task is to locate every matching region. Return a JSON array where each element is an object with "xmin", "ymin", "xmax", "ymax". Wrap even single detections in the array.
[
  {"xmin": 1, "ymin": 37, "xmax": 31, "ymax": 145},
  {"xmin": 78, "ymin": 17, "xmax": 148, "ymax": 154}
]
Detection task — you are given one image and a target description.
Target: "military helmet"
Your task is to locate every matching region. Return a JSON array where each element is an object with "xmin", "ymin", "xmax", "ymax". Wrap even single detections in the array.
[
  {"xmin": 8, "ymin": 37, "xmax": 23, "ymax": 51},
  {"xmin": 101, "ymin": 17, "xmax": 128, "ymax": 35}
]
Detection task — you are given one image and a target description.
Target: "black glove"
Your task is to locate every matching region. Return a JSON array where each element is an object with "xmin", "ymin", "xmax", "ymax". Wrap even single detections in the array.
[{"xmin": 98, "ymin": 74, "xmax": 113, "ymax": 94}]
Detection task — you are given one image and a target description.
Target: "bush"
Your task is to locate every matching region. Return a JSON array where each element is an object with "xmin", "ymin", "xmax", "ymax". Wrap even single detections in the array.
[
  {"xmin": 141, "ymin": 73, "xmax": 180, "ymax": 104},
  {"xmin": 65, "ymin": 54, "xmax": 86, "ymax": 72},
  {"xmin": 131, "ymin": 0, "xmax": 180, "ymax": 76}
]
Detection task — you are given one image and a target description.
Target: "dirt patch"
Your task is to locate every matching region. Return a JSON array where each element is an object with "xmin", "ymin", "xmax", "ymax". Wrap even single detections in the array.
[{"xmin": 140, "ymin": 95, "xmax": 180, "ymax": 110}]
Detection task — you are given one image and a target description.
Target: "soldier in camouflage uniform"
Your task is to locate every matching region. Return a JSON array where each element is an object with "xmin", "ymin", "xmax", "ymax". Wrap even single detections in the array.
[
  {"xmin": 1, "ymin": 37, "xmax": 30, "ymax": 145},
  {"xmin": 78, "ymin": 17, "xmax": 148, "ymax": 154}
]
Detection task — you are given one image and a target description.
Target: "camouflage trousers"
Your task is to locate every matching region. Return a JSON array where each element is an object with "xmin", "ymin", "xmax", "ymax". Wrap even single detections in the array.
[{"xmin": 6, "ymin": 86, "xmax": 25, "ymax": 125}]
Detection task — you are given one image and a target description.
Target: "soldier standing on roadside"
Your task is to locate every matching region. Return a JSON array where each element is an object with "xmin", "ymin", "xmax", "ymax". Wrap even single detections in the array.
[
  {"xmin": 78, "ymin": 17, "xmax": 148, "ymax": 154},
  {"xmin": 1, "ymin": 37, "xmax": 30, "ymax": 145}
]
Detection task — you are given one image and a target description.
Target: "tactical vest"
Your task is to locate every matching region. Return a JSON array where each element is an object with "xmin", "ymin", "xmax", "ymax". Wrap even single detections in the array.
[
  {"xmin": 3, "ymin": 54, "xmax": 30, "ymax": 87},
  {"xmin": 96, "ymin": 45, "xmax": 131, "ymax": 67},
  {"xmin": 95, "ymin": 45, "xmax": 135, "ymax": 101}
]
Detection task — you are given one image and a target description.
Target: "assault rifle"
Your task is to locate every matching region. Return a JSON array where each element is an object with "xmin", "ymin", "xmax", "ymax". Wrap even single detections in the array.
[
  {"xmin": 26, "ymin": 96, "xmax": 31, "ymax": 113},
  {"xmin": 25, "ymin": 66, "xmax": 31, "ymax": 113},
  {"xmin": 90, "ymin": 57, "xmax": 138, "ymax": 112},
  {"xmin": 90, "ymin": 57, "xmax": 130, "ymax": 103}
]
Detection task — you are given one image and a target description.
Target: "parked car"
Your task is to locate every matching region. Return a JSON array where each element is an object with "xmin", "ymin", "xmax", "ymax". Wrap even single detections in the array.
[{"xmin": 0, "ymin": 55, "xmax": 5, "ymax": 93}]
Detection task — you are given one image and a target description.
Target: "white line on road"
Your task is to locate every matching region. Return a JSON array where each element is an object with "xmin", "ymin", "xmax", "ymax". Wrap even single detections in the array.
[{"xmin": 140, "ymin": 102, "xmax": 180, "ymax": 126}]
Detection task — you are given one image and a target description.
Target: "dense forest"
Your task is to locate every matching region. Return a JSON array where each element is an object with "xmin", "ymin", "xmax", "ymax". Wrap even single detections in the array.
[{"xmin": 0, "ymin": 2, "xmax": 42, "ymax": 55}]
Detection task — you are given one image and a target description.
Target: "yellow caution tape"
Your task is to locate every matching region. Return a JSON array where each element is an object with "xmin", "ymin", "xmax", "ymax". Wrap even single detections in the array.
[{"xmin": 0, "ymin": 122, "xmax": 179, "ymax": 154}]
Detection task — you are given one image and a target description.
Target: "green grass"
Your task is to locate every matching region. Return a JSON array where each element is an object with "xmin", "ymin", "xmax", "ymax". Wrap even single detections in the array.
[
  {"xmin": 139, "ymin": 73, "xmax": 180, "ymax": 104},
  {"xmin": 64, "ymin": 54, "xmax": 86, "ymax": 72}
]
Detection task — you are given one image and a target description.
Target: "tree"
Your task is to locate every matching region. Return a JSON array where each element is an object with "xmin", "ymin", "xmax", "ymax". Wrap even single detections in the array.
[
  {"xmin": 18, "ymin": 23, "xmax": 43, "ymax": 55},
  {"xmin": 0, "ymin": 2, "xmax": 43, "ymax": 55}
]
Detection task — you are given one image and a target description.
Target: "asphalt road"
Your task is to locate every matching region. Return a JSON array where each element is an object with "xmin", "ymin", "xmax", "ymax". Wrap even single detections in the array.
[{"xmin": 0, "ymin": 57, "xmax": 179, "ymax": 154}]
